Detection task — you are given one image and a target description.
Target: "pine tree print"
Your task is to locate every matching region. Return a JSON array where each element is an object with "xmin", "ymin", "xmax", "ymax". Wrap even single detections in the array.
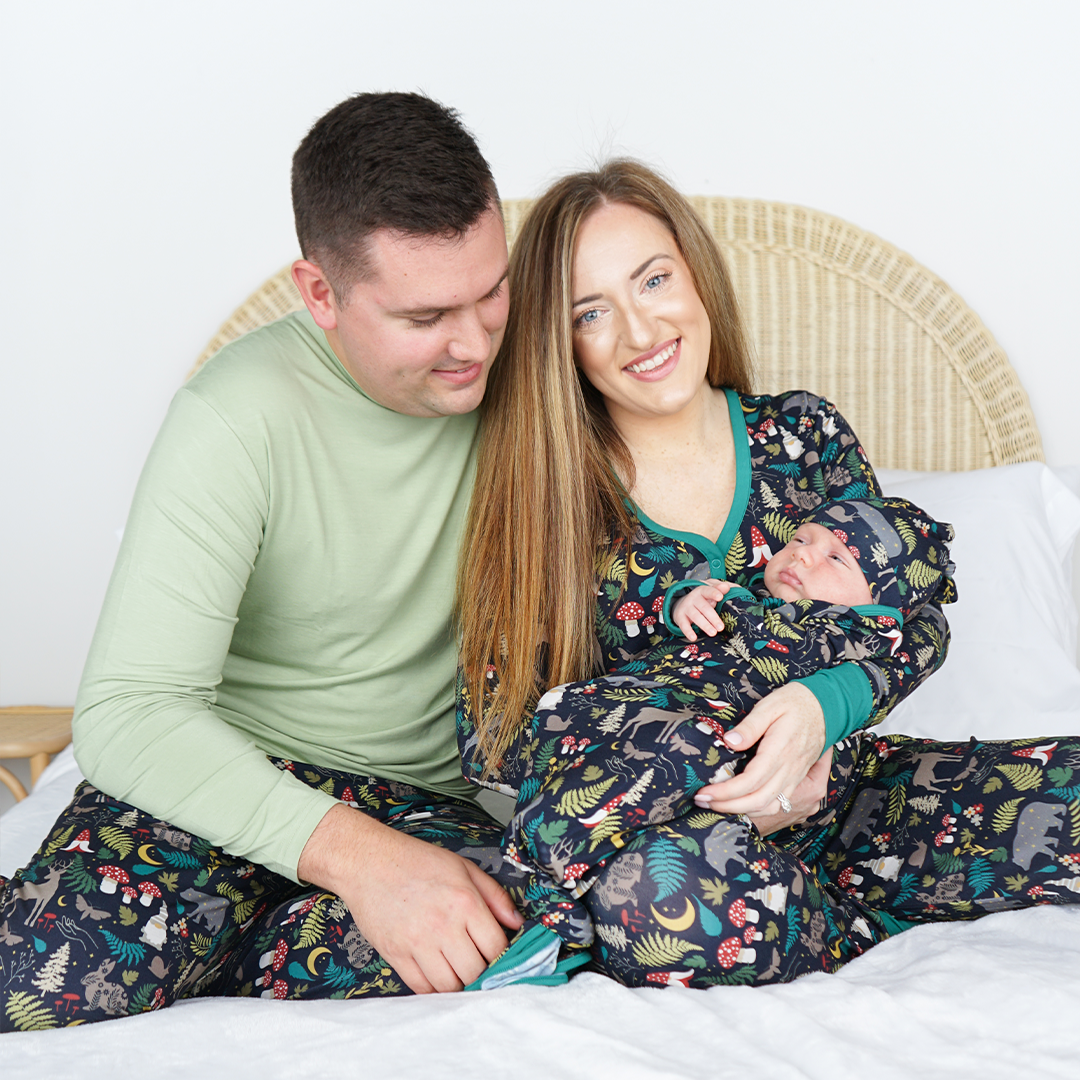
[{"xmin": 31, "ymin": 942, "xmax": 70, "ymax": 996}]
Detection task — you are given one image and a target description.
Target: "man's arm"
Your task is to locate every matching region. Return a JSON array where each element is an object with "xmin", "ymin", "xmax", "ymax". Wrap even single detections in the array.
[{"xmin": 74, "ymin": 388, "xmax": 338, "ymax": 880}]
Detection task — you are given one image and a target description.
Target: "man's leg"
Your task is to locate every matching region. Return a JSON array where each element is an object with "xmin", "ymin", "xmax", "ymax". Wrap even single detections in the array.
[
  {"xmin": 1, "ymin": 781, "xmax": 296, "ymax": 1031},
  {"xmin": 213, "ymin": 763, "xmax": 512, "ymax": 1000}
]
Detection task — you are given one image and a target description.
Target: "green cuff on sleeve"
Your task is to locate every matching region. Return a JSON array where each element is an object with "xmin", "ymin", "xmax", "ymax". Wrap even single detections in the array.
[
  {"xmin": 660, "ymin": 580, "xmax": 705, "ymax": 637},
  {"xmin": 797, "ymin": 664, "xmax": 875, "ymax": 747}
]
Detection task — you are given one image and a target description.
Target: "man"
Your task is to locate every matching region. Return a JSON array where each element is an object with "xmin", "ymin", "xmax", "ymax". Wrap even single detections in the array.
[{"xmin": 1, "ymin": 92, "xmax": 521, "ymax": 1028}]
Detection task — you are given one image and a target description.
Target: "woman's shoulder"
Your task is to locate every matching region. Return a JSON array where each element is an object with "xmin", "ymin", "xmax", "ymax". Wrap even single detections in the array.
[{"xmin": 736, "ymin": 388, "xmax": 839, "ymax": 420}]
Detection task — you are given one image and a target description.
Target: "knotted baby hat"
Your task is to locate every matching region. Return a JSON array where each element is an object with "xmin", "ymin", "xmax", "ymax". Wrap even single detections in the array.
[{"xmin": 801, "ymin": 497, "xmax": 957, "ymax": 621}]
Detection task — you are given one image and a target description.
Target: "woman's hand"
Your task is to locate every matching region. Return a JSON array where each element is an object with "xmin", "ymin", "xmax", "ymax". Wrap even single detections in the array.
[
  {"xmin": 742, "ymin": 748, "xmax": 831, "ymax": 833},
  {"xmin": 692, "ymin": 682, "xmax": 827, "ymax": 823}
]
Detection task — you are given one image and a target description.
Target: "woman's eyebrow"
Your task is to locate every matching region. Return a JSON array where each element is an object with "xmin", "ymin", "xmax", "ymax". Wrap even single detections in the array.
[
  {"xmin": 572, "ymin": 253, "xmax": 673, "ymax": 307},
  {"xmin": 629, "ymin": 254, "xmax": 670, "ymax": 280},
  {"xmin": 572, "ymin": 292, "xmax": 602, "ymax": 307}
]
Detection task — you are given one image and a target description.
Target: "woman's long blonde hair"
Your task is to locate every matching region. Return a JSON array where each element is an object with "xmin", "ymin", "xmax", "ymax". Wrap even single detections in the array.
[{"xmin": 457, "ymin": 160, "xmax": 754, "ymax": 775}]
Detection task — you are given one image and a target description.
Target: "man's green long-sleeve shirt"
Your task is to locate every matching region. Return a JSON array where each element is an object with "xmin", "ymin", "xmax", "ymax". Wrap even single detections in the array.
[{"xmin": 74, "ymin": 310, "xmax": 478, "ymax": 881}]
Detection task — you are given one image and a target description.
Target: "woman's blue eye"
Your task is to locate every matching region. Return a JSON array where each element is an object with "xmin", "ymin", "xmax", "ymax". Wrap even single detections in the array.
[
  {"xmin": 574, "ymin": 309, "xmax": 599, "ymax": 328},
  {"xmin": 645, "ymin": 273, "xmax": 666, "ymax": 289}
]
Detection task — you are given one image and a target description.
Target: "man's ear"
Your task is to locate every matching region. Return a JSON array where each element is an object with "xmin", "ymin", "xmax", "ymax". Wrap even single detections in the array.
[{"xmin": 292, "ymin": 260, "xmax": 339, "ymax": 331}]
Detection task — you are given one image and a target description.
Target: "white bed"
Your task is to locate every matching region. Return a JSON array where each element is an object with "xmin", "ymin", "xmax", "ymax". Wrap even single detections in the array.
[{"xmin": 5, "ymin": 197, "xmax": 1080, "ymax": 1075}]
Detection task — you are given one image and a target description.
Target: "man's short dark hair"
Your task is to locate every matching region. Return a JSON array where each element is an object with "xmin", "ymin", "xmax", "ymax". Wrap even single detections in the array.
[{"xmin": 292, "ymin": 92, "xmax": 498, "ymax": 300}]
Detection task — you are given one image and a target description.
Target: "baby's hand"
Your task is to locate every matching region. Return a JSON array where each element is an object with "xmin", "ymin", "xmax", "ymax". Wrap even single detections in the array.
[{"xmin": 671, "ymin": 579, "xmax": 732, "ymax": 642}]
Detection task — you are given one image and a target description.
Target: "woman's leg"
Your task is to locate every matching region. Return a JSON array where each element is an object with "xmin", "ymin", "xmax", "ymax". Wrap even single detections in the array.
[
  {"xmin": 804, "ymin": 734, "xmax": 1080, "ymax": 921},
  {"xmin": 583, "ymin": 808, "xmax": 887, "ymax": 987}
]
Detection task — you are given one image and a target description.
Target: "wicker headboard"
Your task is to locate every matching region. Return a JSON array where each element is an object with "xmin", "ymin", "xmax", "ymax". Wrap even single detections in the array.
[{"xmin": 191, "ymin": 197, "xmax": 1043, "ymax": 471}]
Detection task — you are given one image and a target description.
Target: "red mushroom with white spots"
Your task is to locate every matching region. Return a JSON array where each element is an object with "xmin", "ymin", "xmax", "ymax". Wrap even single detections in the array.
[
  {"xmin": 837, "ymin": 866, "xmax": 864, "ymax": 892},
  {"xmin": 120, "ymin": 886, "xmax": 139, "ymax": 905},
  {"xmin": 727, "ymin": 898, "xmax": 760, "ymax": 930},
  {"xmin": 562, "ymin": 863, "xmax": 590, "ymax": 885},
  {"xmin": 96, "ymin": 866, "xmax": 130, "ymax": 895},
  {"xmin": 717, "ymin": 937, "xmax": 743, "ymax": 970},
  {"xmin": 614, "ymin": 601, "xmax": 646, "ymax": 637},
  {"xmin": 259, "ymin": 938, "xmax": 290, "ymax": 982},
  {"xmin": 138, "ymin": 882, "xmax": 163, "ymax": 907}
]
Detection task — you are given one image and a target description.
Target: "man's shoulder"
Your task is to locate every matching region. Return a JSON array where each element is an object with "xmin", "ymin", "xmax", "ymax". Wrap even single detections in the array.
[{"xmin": 187, "ymin": 310, "xmax": 326, "ymax": 396}]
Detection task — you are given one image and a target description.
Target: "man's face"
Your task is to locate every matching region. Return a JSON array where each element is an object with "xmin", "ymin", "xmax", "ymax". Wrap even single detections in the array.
[{"xmin": 322, "ymin": 206, "xmax": 509, "ymax": 417}]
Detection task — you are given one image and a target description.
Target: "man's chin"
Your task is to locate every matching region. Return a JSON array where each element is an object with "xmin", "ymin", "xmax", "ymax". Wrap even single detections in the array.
[{"xmin": 423, "ymin": 375, "xmax": 488, "ymax": 417}]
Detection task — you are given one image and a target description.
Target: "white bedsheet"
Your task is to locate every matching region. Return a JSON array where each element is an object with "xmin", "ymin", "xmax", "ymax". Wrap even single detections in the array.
[{"xmin": 4, "ymin": 749, "xmax": 1079, "ymax": 1078}]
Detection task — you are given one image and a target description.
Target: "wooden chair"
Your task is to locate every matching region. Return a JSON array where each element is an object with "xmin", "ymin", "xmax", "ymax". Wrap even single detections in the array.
[{"xmin": 0, "ymin": 706, "xmax": 73, "ymax": 801}]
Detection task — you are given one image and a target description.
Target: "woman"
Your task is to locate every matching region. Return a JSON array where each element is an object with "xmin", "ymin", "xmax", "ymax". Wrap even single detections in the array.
[{"xmin": 458, "ymin": 161, "xmax": 1080, "ymax": 987}]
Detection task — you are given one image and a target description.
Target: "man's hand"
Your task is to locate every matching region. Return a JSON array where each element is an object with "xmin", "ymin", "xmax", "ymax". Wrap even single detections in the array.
[
  {"xmin": 298, "ymin": 803, "xmax": 523, "ymax": 993},
  {"xmin": 671, "ymin": 579, "xmax": 732, "ymax": 641}
]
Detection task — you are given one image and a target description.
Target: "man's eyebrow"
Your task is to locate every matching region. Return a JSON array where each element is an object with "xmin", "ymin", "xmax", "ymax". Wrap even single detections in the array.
[
  {"xmin": 572, "ymin": 253, "xmax": 671, "ymax": 307},
  {"xmin": 391, "ymin": 267, "xmax": 508, "ymax": 317}
]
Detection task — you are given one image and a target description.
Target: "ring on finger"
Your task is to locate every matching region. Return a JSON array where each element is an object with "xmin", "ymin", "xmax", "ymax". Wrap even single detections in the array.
[{"xmin": 776, "ymin": 791, "xmax": 792, "ymax": 814}]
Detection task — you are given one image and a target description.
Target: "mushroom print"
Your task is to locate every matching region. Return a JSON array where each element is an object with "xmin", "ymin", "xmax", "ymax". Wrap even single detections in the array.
[
  {"xmin": 96, "ymin": 866, "xmax": 130, "ymax": 895},
  {"xmin": 138, "ymin": 882, "xmax": 162, "ymax": 907},
  {"xmin": 614, "ymin": 601, "xmax": 645, "ymax": 638}
]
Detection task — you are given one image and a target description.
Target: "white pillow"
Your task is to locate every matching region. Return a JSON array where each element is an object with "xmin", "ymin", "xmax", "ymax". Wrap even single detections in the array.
[{"xmin": 874, "ymin": 463, "xmax": 1080, "ymax": 741}]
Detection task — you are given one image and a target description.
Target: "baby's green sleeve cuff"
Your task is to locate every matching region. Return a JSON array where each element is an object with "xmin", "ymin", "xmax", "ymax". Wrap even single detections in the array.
[
  {"xmin": 660, "ymin": 581, "xmax": 703, "ymax": 636},
  {"xmin": 796, "ymin": 664, "xmax": 875, "ymax": 746}
]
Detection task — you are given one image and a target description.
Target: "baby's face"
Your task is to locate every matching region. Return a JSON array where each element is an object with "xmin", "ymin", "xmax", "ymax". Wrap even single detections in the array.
[{"xmin": 763, "ymin": 522, "xmax": 873, "ymax": 607}]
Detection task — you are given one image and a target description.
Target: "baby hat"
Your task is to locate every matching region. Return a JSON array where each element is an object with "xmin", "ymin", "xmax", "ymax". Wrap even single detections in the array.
[{"xmin": 801, "ymin": 497, "xmax": 957, "ymax": 620}]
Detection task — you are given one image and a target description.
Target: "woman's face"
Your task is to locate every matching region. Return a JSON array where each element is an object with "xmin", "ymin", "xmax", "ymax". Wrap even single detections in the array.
[{"xmin": 571, "ymin": 202, "xmax": 712, "ymax": 426}]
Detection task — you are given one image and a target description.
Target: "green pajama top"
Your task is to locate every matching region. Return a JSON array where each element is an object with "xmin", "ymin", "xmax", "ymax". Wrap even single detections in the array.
[{"xmin": 73, "ymin": 310, "xmax": 478, "ymax": 882}]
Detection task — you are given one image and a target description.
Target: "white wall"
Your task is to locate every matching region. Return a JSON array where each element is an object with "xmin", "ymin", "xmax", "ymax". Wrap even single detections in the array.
[{"xmin": 2, "ymin": 0, "xmax": 1078, "ymax": 715}]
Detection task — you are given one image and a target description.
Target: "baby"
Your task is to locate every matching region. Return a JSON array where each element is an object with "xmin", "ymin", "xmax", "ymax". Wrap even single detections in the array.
[{"xmin": 467, "ymin": 497, "xmax": 956, "ymax": 989}]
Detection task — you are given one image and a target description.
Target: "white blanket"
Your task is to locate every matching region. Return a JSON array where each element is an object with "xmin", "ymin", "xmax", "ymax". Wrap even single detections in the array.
[{"xmin": 4, "ymin": 749, "xmax": 1079, "ymax": 1078}]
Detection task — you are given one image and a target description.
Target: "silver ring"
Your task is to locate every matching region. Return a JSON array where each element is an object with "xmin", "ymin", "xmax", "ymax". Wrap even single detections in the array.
[{"xmin": 776, "ymin": 792, "xmax": 792, "ymax": 813}]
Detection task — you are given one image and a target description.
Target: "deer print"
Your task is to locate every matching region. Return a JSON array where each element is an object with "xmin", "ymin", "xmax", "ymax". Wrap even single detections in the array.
[{"xmin": 13, "ymin": 860, "xmax": 71, "ymax": 927}]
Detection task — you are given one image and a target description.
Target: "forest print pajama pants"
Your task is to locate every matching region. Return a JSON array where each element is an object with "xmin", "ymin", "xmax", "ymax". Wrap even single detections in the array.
[{"xmin": 0, "ymin": 761, "xmax": 513, "ymax": 1030}]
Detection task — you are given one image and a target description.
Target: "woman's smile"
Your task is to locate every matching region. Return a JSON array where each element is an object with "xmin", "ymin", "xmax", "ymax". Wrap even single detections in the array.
[{"xmin": 624, "ymin": 338, "xmax": 680, "ymax": 377}]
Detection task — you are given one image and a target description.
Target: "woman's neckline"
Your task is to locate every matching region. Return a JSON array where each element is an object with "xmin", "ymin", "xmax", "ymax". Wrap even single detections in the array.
[{"xmin": 626, "ymin": 388, "xmax": 750, "ymax": 560}]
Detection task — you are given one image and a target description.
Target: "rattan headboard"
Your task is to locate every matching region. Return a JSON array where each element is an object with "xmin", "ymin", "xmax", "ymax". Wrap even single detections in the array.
[{"xmin": 190, "ymin": 197, "xmax": 1043, "ymax": 471}]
